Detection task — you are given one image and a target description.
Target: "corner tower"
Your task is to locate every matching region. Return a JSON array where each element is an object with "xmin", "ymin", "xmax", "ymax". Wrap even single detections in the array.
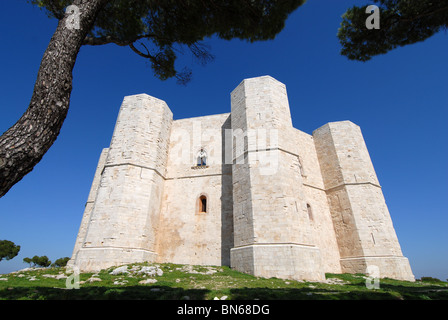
[
  {"xmin": 229, "ymin": 76, "xmax": 325, "ymax": 281},
  {"xmin": 69, "ymin": 94, "xmax": 172, "ymax": 272},
  {"xmin": 313, "ymin": 121, "xmax": 414, "ymax": 281}
]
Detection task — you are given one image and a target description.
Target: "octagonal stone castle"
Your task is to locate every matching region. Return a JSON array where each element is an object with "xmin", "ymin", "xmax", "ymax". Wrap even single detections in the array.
[{"xmin": 68, "ymin": 76, "xmax": 414, "ymax": 282}]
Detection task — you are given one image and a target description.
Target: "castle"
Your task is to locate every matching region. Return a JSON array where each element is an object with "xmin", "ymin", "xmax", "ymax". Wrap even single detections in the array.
[{"xmin": 68, "ymin": 76, "xmax": 414, "ymax": 282}]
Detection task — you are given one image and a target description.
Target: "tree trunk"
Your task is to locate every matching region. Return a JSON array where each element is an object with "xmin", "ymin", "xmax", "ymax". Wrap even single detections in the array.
[{"xmin": 0, "ymin": 0, "xmax": 109, "ymax": 198}]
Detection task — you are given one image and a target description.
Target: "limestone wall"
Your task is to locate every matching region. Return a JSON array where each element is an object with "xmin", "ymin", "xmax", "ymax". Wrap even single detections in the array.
[
  {"xmin": 68, "ymin": 148, "xmax": 109, "ymax": 269},
  {"xmin": 156, "ymin": 113, "xmax": 234, "ymax": 266},
  {"xmin": 313, "ymin": 121, "xmax": 414, "ymax": 281},
  {"xmin": 289, "ymin": 131, "xmax": 341, "ymax": 274},
  {"xmin": 69, "ymin": 75, "xmax": 413, "ymax": 282},
  {"xmin": 229, "ymin": 76, "xmax": 325, "ymax": 281},
  {"xmin": 70, "ymin": 95, "xmax": 173, "ymax": 271}
]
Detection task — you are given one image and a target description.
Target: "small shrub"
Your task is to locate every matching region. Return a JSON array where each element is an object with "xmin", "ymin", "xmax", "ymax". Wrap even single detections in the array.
[
  {"xmin": 52, "ymin": 257, "xmax": 70, "ymax": 267},
  {"xmin": 419, "ymin": 277, "xmax": 445, "ymax": 284}
]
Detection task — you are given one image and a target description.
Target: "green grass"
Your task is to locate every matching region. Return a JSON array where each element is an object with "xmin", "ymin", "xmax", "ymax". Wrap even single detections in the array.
[{"xmin": 0, "ymin": 263, "xmax": 447, "ymax": 300}]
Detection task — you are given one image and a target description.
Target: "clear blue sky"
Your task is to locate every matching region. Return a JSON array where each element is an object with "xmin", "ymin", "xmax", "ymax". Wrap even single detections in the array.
[{"xmin": 0, "ymin": 1, "xmax": 447, "ymax": 280}]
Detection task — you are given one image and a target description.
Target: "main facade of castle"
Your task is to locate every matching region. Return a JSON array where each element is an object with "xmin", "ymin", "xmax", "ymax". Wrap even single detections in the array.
[{"xmin": 68, "ymin": 76, "xmax": 414, "ymax": 281}]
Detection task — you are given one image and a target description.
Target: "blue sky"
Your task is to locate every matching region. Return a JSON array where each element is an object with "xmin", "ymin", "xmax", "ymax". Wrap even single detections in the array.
[{"xmin": 0, "ymin": 1, "xmax": 447, "ymax": 280}]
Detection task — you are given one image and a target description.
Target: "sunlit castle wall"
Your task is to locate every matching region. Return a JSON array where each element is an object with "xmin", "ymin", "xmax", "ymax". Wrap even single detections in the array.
[{"xmin": 69, "ymin": 75, "xmax": 414, "ymax": 282}]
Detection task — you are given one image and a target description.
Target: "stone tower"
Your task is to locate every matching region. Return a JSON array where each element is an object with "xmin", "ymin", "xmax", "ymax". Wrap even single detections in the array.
[
  {"xmin": 229, "ymin": 76, "xmax": 325, "ymax": 281},
  {"xmin": 313, "ymin": 122, "xmax": 414, "ymax": 280},
  {"xmin": 68, "ymin": 75, "xmax": 414, "ymax": 282},
  {"xmin": 68, "ymin": 95, "xmax": 173, "ymax": 271}
]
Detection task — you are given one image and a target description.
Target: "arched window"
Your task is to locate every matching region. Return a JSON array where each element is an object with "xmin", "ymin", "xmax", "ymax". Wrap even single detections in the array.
[
  {"xmin": 197, "ymin": 148, "xmax": 207, "ymax": 166},
  {"xmin": 198, "ymin": 195, "xmax": 207, "ymax": 213},
  {"xmin": 307, "ymin": 203, "xmax": 313, "ymax": 221}
]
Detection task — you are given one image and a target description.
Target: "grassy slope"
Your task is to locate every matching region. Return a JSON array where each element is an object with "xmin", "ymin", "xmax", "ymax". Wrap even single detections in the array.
[{"xmin": 0, "ymin": 263, "xmax": 447, "ymax": 300}]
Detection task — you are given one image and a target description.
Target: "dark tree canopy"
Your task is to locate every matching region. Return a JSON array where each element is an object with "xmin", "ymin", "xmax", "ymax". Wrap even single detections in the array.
[
  {"xmin": 0, "ymin": 0, "xmax": 305, "ymax": 198},
  {"xmin": 31, "ymin": 0, "xmax": 305, "ymax": 84},
  {"xmin": 24, "ymin": 255, "xmax": 52, "ymax": 268},
  {"xmin": 0, "ymin": 240, "xmax": 21, "ymax": 262},
  {"xmin": 52, "ymin": 256, "xmax": 70, "ymax": 267},
  {"xmin": 338, "ymin": 0, "xmax": 448, "ymax": 61}
]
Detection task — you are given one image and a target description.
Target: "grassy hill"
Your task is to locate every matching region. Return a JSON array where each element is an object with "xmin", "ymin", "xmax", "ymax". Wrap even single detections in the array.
[{"xmin": 1, "ymin": 262, "xmax": 447, "ymax": 300}]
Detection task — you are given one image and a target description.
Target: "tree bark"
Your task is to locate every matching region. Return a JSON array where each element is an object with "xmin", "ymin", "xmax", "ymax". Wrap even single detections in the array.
[{"xmin": 0, "ymin": 0, "xmax": 110, "ymax": 198}]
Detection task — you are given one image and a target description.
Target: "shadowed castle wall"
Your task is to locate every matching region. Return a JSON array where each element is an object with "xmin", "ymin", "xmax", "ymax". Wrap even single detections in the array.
[{"xmin": 156, "ymin": 113, "xmax": 233, "ymax": 266}]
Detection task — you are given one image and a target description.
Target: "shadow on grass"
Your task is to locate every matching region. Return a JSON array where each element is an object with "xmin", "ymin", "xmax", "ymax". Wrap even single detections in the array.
[
  {"xmin": 0, "ymin": 286, "xmax": 209, "ymax": 300},
  {"xmin": 1, "ymin": 285, "xmax": 399, "ymax": 300},
  {"xmin": 378, "ymin": 283, "xmax": 448, "ymax": 300},
  {"xmin": 2, "ymin": 283, "xmax": 447, "ymax": 300},
  {"xmin": 229, "ymin": 287, "xmax": 398, "ymax": 300}
]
